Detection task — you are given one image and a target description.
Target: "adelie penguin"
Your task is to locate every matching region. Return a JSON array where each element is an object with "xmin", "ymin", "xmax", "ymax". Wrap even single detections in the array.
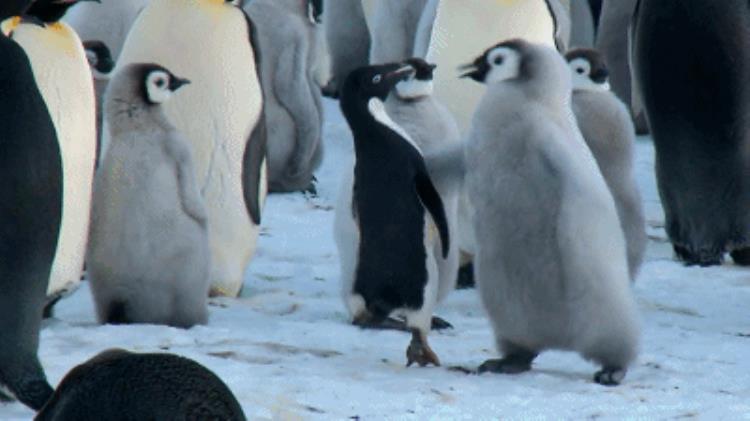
[
  {"xmin": 633, "ymin": 0, "xmax": 750, "ymax": 266},
  {"xmin": 462, "ymin": 39, "xmax": 639, "ymax": 385},
  {"xmin": 0, "ymin": 0, "xmax": 61, "ymax": 410},
  {"xmin": 4, "ymin": 0, "xmax": 99, "ymax": 314},
  {"xmin": 334, "ymin": 62, "xmax": 451, "ymax": 367},
  {"xmin": 566, "ymin": 48, "xmax": 646, "ymax": 281},
  {"xmin": 115, "ymin": 0, "xmax": 268, "ymax": 297},
  {"xmin": 35, "ymin": 349, "xmax": 246, "ymax": 421}
]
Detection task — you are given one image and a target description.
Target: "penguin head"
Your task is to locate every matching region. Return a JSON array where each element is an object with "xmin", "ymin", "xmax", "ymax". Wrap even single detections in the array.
[
  {"xmin": 460, "ymin": 39, "xmax": 527, "ymax": 84},
  {"xmin": 341, "ymin": 63, "xmax": 416, "ymax": 104},
  {"xmin": 140, "ymin": 65, "xmax": 191, "ymax": 105},
  {"xmin": 565, "ymin": 48, "xmax": 610, "ymax": 92},
  {"xmin": 24, "ymin": 0, "xmax": 100, "ymax": 25},
  {"xmin": 83, "ymin": 40, "xmax": 114, "ymax": 80},
  {"xmin": 393, "ymin": 58, "xmax": 437, "ymax": 101}
]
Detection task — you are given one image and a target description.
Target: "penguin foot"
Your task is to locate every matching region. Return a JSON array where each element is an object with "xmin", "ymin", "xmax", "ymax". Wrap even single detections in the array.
[
  {"xmin": 455, "ymin": 262, "xmax": 475, "ymax": 289},
  {"xmin": 15, "ymin": 379, "xmax": 54, "ymax": 411},
  {"xmin": 730, "ymin": 248, "xmax": 750, "ymax": 266},
  {"xmin": 478, "ymin": 353, "xmax": 536, "ymax": 375},
  {"xmin": 673, "ymin": 244, "xmax": 723, "ymax": 267},
  {"xmin": 406, "ymin": 329, "xmax": 440, "ymax": 367},
  {"xmin": 594, "ymin": 367, "xmax": 626, "ymax": 386},
  {"xmin": 302, "ymin": 177, "xmax": 318, "ymax": 196},
  {"xmin": 430, "ymin": 316, "xmax": 453, "ymax": 331}
]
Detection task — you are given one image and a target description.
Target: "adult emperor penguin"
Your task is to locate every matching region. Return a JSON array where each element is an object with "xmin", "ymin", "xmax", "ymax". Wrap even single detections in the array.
[
  {"xmin": 462, "ymin": 40, "xmax": 639, "ymax": 385},
  {"xmin": 245, "ymin": 0, "xmax": 325, "ymax": 193},
  {"xmin": 0, "ymin": 0, "xmax": 61, "ymax": 410},
  {"xmin": 633, "ymin": 0, "xmax": 750, "ymax": 266},
  {"xmin": 334, "ymin": 63, "xmax": 451, "ymax": 367},
  {"xmin": 88, "ymin": 63, "xmax": 210, "ymax": 328},
  {"xmin": 384, "ymin": 58, "xmax": 461, "ymax": 304},
  {"xmin": 566, "ymin": 48, "xmax": 646, "ymax": 281},
  {"xmin": 35, "ymin": 349, "xmax": 246, "ymax": 420},
  {"xmin": 4, "ymin": 0, "xmax": 98, "ymax": 312},
  {"xmin": 115, "ymin": 0, "xmax": 267, "ymax": 297},
  {"xmin": 368, "ymin": 0, "xmax": 428, "ymax": 64}
]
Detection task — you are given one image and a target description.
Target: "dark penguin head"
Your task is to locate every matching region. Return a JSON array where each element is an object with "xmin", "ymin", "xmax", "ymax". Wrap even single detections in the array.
[
  {"xmin": 340, "ymin": 63, "xmax": 414, "ymax": 126},
  {"xmin": 136, "ymin": 64, "xmax": 191, "ymax": 106},
  {"xmin": 83, "ymin": 40, "xmax": 115, "ymax": 79},
  {"xmin": 565, "ymin": 48, "xmax": 610, "ymax": 92},
  {"xmin": 0, "ymin": 0, "xmax": 34, "ymax": 21},
  {"xmin": 392, "ymin": 58, "xmax": 437, "ymax": 101},
  {"xmin": 24, "ymin": 0, "xmax": 100, "ymax": 25}
]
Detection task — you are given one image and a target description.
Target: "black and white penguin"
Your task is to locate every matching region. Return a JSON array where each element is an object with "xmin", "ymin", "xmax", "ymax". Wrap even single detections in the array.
[
  {"xmin": 114, "ymin": 0, "xmax": 268, "ymax": 297},
  {"xmin": 35, "ymin": 349, "xmax": 246, "ymax": 420},
  {"xmin": 632, "ymin": 0, "xmax": 750, "ymax": 266},
  {"xmin": 0, "ymin": 0, "xmax": 61, "ymax": 410},
  {"xmin": 334, "ymin": 62, "xmax": 451, "ymax": 367},
  {"xmin": 4, "ymin": 0, "xmax": 99, "ymax": 312}
]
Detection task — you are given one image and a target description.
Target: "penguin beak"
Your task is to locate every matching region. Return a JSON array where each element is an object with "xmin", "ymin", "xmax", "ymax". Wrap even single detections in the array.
[
  {"xmin": 169, "ymin": 77, "xmax": 191, "ymax": 92},
  {"xmin": 590, "ymin": 67, "xmax": 609, "ymax": 84},
  {"xmin": 458, "ymin": 61, "xmax": 488, "ymax": 83},
  {"xmin": 384, "ymin": 65, "xmax": 415, "ymax": 84}
]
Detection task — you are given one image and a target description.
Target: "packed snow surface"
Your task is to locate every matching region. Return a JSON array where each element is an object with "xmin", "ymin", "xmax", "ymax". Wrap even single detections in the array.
[{"xmin": 2, "ymin": 99, "xmax": 749, "ymax": 420}]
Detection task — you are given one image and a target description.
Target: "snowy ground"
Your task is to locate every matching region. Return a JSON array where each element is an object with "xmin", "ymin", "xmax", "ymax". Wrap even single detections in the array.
[{"xmin": 3, "ymin": 99, "xmax": 749, "ymax": 420}]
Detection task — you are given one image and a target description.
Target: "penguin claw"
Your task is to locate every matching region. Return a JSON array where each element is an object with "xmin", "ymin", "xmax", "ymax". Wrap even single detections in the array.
[
  {"xmin": 594, "ymin": 367, "xmax": 626, "ymax": 386},
  {"xmin": 430, "ymin": 316, "xmax": 453, "ymax": 331},
  {"xmin": 405, "ymin": 330, "xmax": 440, "ymax": 367},
  {"xmin": 477, "ymin": 355, "xmax": 534, "ymax": 375}
]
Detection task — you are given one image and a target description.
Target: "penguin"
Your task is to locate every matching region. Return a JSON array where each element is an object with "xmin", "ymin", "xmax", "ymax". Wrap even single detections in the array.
[
  {"xmin": 321, "ymin": 0, "xmax": 371, "ymax": 97},
  {"xmin": 566, "ymin": 48, "xmax": 646, "ymax": 281},
  {"xmin": 82, "ymin": 40, "xmax": 114, "ymax": 167},
  {"xmin": 334, "ymin": 62, "xmax": 451, "ymax": 367},
  {"xmin": 114, "ymin": 0, "xmax": 267, "ymax": 298},
  {"xmin": 0, "ymin": 0, "xmax": 61, "ymax": 410},
  {"xmin": 462, "ymin": 39, "xmax": 639, "ymax": 385},
  {"xmin": 368, "ymin": 0, "xmax": 428, "ymax": 65},
  {"xmin": 244, "ymin": 0, "xmax": 324, "ymax": 193},
  {"xmin": 569, "ymin": 0, "xmax": 596, "ymax": 48},
  {"xmin": 35, "ymin": 349, "xmax": 246, "ymax": 421},
  {"xmin": 384, "ymin": 57, "xmax": 461, "ymax": 305},
  {"xmin": 87, "ymin": 63, "xmax": 210, "ymax": 328},
  {"xmin": 65, "ymin": 0, "xmax": 150, "ymax": 164},
  {"xmin": 4, "ymin": 0, "xmax": 98, "ymax": 313},
  {"xmin": 594, "ymin": 0, "xmax": 647, "ymax": 133},
  {"xmin": 632, "ymin": 0, "xmax": 750, "ymax": 266}
]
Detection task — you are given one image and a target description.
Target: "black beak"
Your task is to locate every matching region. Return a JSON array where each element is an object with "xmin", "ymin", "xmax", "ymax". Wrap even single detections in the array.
[
  {"xmin": 384, "ymin": 65, "xmax": 415, "ymax": 85},
  {"xmin": 20, "ymin": 15, "xmax": 45, "ymax": 27},
  {"xmin": 98, "ymin": 57, "xmax": 115, "ymax": 74},
  {"xmin": 169, "ymin": 77, "xmax": 191, "ymax": 92},
  {"xmin": 458, "ymin": 62, "xmax": 487, "ymax": 83},
  {"xmin": 590, "ymin": 68, "xmax": 609, "ymax": 84}
]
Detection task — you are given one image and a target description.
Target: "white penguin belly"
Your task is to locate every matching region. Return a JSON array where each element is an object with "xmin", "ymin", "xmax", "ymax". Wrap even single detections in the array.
[
  {"xmin": 425, "ymin": 0, "xmax": 556, "ymax": 132},
  {"xmin": 116, "ymin": 0, "xmax": 266, "ymax": 297},
  {"xmin": 11, "ymin": 23, "xmax": 97, "ymax": 298}
]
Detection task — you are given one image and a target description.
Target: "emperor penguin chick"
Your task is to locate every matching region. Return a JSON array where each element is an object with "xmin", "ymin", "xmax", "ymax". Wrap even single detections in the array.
[
  {"xmin": 462, "ymin": 40, "xmax": 639, "ymax": 385},
  {"xmin": 334, "ymin": 63, "xmax": 451, "ymax": 367},
  {"xmin": 566, "ymin": 48, "xmax": 646, "ymax": 281},
  {"xmin": 87, "ymin": 63, "xmax": 210, "ymax": 328}
]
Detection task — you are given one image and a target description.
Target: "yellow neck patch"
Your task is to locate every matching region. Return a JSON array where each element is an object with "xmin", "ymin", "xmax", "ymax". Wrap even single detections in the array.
[{"xmin": 1, "ymin": 16, "xmax": 21, "ymax": 36}]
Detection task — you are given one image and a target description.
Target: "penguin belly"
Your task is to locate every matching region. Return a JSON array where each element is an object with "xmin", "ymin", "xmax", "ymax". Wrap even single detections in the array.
[
  {"xmin": 423, "ymin": 0, "xmax": 556, "ymax": 132},
  {"xmin": 10, "ymin": 22, "xmax": 97, "ymax": 300},
  {"xmin": 116, "ymin": 0, "xmax": 266, "ymax": 297}
]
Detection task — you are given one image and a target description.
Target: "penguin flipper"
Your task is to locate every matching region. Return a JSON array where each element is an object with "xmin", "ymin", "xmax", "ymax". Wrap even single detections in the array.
[{"xmin": 415, "ymin": 167, "xmax": 450, "ymax": 258}]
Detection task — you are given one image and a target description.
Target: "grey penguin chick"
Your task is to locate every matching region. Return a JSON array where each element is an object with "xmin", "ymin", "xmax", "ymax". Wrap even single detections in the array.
[
  {"xmin": 87, "ymin": 63, "xmax": 210, "ymax": 328},
  {"xmin": 566, "ymin": 48, "xmax": 646, "ymax": 281},
  {"xmin": 245, "ymin": 0, "xmax": 324, "ymax": 193},
  {"xmin": 35, "ymin": 349, "xmax": 246, "ymax": 421},
  {"xmin": 462, "ymin": 39, "xmax": 639, "ymax": 386}
]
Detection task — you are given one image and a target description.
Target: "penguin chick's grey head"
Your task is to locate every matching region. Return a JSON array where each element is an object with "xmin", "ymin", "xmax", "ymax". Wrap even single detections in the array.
[
  {"xmin": 24, "ymin": 0, "xmax": 100, "ymax": 24},
  {"xmin": 83, "ymin": 40, "xmax": 115, "ymax": 79},
  {"xmin": 341, "ymin": 63, "xmax": 415, "ymax": 104},
  {"xmin": 393, "ymin": 58, "xmax": 437, "ymax": 101},
  {"xmin": 460, "ymin": 38, "xmax": 571, "ymax": 99},
  {"xmin": 565, "ymin": 48, "xmax": 610, "ymax": 92}
]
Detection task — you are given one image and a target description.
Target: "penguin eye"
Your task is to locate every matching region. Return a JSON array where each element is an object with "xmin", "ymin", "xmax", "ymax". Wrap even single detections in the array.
[
  {"xmin": 576, "ymin": 67, "xmax": 585, "ymax": 74},
  {"xmin": 494, "ymin": 56, "xmax": 504, "ymax": 65},
  {"xmin": 155, "ymin": 78, "xmax": 166, "ymax": 88},
  {"xmin": 372, "ymin": 74, "xmax": 382, "ymax": 84}
]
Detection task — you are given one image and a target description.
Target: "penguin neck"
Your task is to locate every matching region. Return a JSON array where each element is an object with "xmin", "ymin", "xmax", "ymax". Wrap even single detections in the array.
[
  {"xmin": 106, "ymin": 99, "xmax": 175, "ymax": 138},
  {"xmin": 342, "ymin": 96, "xmax": 422, "ymax": 156},
  {"xmin": 25, "ymin": 3, "xmax": 74, "ymax": 24}
]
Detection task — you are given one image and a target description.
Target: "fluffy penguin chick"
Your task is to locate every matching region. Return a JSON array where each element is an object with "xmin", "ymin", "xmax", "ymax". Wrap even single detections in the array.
[
  {"xmin": 566, "ymin": 48, "xmax": 646, "ymax": 281},
  {"xmin": 35, "ymin": 349, "xmax": 246, "ymax": 421},
  {"xmin": 462, "ymin": 39, "xmax": 639, "ymax": 386},
  {"xmin": 87, "ymin": 63, "xmax": 210, "ymax": 328},
  {"xmin": 334, "ymin": 62, "xmax": 451, "ymax": 367}
]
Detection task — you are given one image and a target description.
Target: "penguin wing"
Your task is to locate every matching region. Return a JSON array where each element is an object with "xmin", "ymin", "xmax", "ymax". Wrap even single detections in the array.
[
  {"xmin": 415, "ymin": 163, "xmax": 450, "ymax": 258},
  {"xmin": 241, "ymin": 10, "xmax": 267, "ymax": 225},
  {"xmin": 545, "ymin": 0, "xmax": 570, "ymax": 52},
  {"xmin": 164, "ymin": 132, "xmax": 209, "ymax": 225}
]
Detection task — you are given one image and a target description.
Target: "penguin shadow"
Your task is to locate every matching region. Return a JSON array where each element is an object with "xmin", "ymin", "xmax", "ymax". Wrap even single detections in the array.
[{"xmin": 446, "ymin": 364, "xmax": 622, "ymax": 387}]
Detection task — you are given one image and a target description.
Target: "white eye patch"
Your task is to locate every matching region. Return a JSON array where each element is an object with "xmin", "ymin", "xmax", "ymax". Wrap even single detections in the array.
[
  {"xmin": 146, "ymin": 70, "xmax": 172, "ymax": 104},
  {"xmin": 569, "ymin": 57, "xmax": 609, "ymax": 92},
  {"xmin": 485, "ymin": 46, "xmax": 521, "ymax": 84}
]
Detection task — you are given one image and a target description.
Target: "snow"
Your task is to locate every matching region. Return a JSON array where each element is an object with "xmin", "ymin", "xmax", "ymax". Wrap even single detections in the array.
[{"xmin": 3, "ymin": 99, "xmax": 750, "ymax": 420}]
